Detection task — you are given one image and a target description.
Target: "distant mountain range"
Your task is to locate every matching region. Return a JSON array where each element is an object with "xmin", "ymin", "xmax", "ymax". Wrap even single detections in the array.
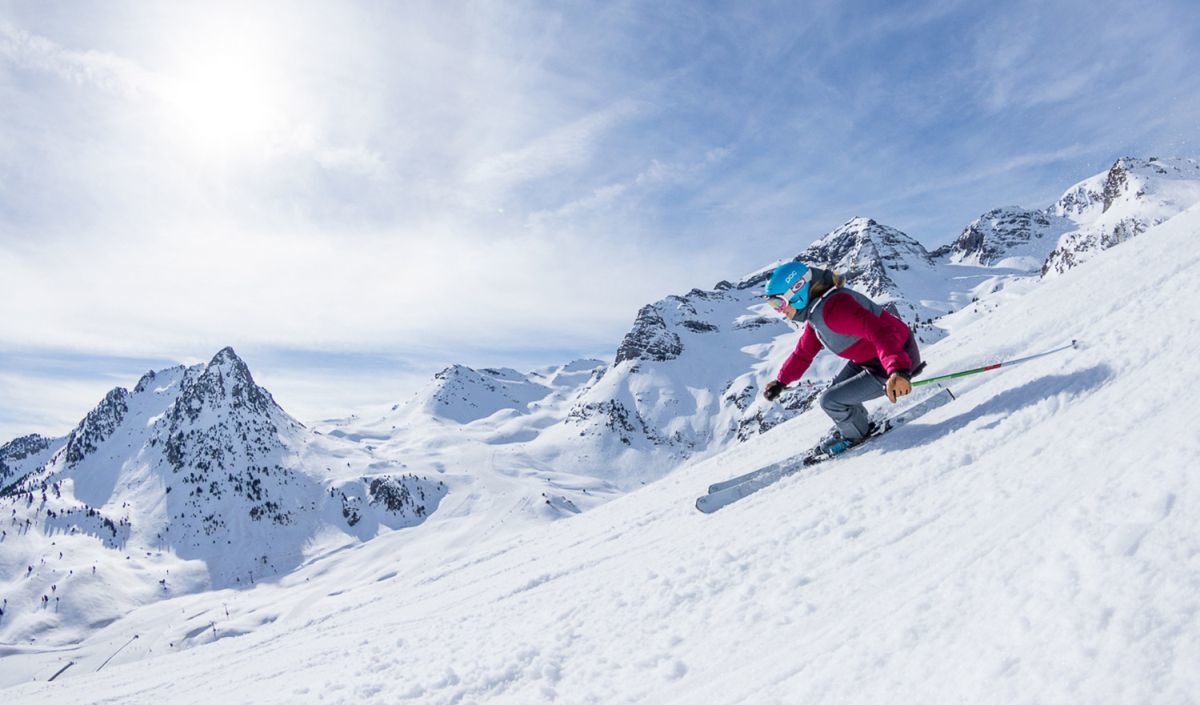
[
  {"xmin": 2, "ymin": 348, "xmax": 444, "ymax": 590},
  {"xmin": 3, "ymin": 156, "xmax": 1198, "ymax": 649}
]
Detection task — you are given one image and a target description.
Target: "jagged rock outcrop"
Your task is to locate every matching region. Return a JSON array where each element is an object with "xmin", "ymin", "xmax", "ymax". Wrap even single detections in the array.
[
  {"xmin": 63, "ymin": 387, "xmax": 130, "ymax": 466},
  {"xmin": 0, "ymin": 433, "xmax": 55, "ymax": 492},
  {"xmin": 616, "ymin": 304, "xmax": 685, "ymax": 363},
  {"xmin": 335, "ymin": 474, "xmax": 447, "ymax": 530}
]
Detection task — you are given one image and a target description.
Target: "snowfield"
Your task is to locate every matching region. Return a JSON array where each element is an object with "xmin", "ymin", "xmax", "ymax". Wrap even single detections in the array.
[{"xmin": 3, "ymin": 202, "xmax": 1198, "ymax": 703}]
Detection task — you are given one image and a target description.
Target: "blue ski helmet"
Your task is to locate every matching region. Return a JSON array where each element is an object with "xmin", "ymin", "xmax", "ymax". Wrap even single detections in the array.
[{"xmin": 765, "ymin": 262, "xmax": 814, "ymax": 310}]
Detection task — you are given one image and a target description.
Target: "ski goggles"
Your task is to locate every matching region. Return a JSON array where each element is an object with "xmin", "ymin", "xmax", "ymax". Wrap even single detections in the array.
[
  {"xmin": 765, "ymin": 269, "xmax": 812, "ymax": 312},
  {"xmin": 765, "ymin": 295, "xmax": 794, "ymax": 312}
]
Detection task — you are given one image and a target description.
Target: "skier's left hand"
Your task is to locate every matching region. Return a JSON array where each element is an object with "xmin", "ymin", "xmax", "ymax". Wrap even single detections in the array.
[
  {"xmin": 885, "ymin": 373, "xmax": 912, "ymax": 403},
  {"xmin": 763, "ymin": 379, "xmax": 786, "ymax": 402}
]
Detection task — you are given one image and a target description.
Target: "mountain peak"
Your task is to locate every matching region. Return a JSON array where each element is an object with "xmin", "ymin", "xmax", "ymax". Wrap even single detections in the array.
[
  {"xmin": 1044, "ymin": 156, "xmax": 1200, "ymax": 276},
  {"xmin": 1, "ymin": 433, "xmax": 55, "ymax": 488},
  {"xmin": 615, "ymin": 303, "xmax": 684, "ymax": 364},
  {"xmin": 413, "ymin": 363, "xmax": 553, "ymax": 424},
  {"xmin": 208, "ymin": 346, "xmax": 249, "ymax": 373},
  {"xmin": 811, "ymin": 217, "xmax": 923, "ymax": 251},
  {"xmin": 844, "ymin": 216, "xmax": 878, "ymax": 230},
  {"xmin": 798, "ymin": 218, "xmax": 932, "ymax": 296},
  {"xmin": 171, "ymin": 347, "xmax": 278, "ymax": 426}
]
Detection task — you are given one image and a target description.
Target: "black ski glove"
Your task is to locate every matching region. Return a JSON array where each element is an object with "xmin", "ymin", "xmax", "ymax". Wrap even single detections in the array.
[{"xmin": 763, "ymin": 380, "xmax": 785, "ymax": 402}]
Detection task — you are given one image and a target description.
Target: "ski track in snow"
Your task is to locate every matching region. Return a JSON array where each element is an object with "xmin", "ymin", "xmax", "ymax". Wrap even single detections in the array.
[{"xmin": 4, "ymin": 210, "xmax": 1200, "ymax": 702}]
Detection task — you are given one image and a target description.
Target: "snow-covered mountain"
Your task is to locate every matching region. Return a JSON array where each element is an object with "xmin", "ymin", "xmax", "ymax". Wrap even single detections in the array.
[
  {"xmin": 327, "ymin": 358, "xmax": 608, "ymax": 445},
  {"xmin": 535, "ymin": 283, "xmax": 818, "ymax": 484},
  {"xmin": 317, "ymin": 357, "xmax": 624, "ymax": 526},
  {"xmin": 0, "ymin": 434, "xmax": 61, "ymax": 494},
  {"xmin": 396, "ymin": 365, "xmax": 555, "ymax": 425},
  {"xmin": 1044, "ymin": 157, "xmax": 1200, "ymax": 274},
  {"xmin": 4, "ymin": 190, "xmax": 1199, "ymax": 705},
  {"xmin": 0, "ymin": 348, "xmax": 447, "ymax": 649},
  {"xmin": 929, "ymin": 158, "xmax": 1200, "ymax": 281},
  {"xmin": 934, "ymin": 206, "xmax": 1073, "ymax": 270}
]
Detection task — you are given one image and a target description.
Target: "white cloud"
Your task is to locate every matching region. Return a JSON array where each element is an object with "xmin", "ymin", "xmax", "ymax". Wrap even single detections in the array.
[
  {"xmin": 0, "ymin": 214, "xmax": 720, "ymax": 361},
  {"xmin": 528, "ymin": 146, "xmax": 735, "ymax": 228}
]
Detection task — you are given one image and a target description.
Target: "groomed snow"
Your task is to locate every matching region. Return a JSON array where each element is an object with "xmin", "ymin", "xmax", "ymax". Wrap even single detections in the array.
[{"xmin": 3, "ymin": 204, "xmax": 1197, "ymax": 702}]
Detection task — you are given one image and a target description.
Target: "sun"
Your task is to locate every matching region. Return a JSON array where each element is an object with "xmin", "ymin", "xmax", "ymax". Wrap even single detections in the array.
[{"xmin": 159, "ymin": 28, "xmax": 287, "ymax": 154}]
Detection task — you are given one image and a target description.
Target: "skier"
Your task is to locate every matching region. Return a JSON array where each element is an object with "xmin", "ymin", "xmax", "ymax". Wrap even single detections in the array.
[{"xmin": 760, "ymin": 262, "xmax": 922, "ymax": 455}]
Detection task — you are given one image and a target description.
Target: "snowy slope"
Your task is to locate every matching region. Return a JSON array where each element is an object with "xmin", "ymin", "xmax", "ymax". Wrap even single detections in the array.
[{"xmin": 4, "ymin": 202, "xmax": 1198, "ymax": 703}]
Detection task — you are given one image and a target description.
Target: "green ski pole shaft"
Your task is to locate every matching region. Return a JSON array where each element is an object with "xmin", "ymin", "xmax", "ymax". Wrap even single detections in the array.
[{"xmin": 913, "ymin": 340, "xmax": 1078, "ymax": 388}]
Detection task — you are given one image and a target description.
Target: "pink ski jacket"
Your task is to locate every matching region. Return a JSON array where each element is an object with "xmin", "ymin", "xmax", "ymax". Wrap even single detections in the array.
[{"xmin": 777, "ymin": 288, "xmax": 913, "ymax": 385}]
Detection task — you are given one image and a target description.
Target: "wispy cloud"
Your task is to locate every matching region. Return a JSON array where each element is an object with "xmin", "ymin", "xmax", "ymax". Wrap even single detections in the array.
[
  {"xmin": 466, "ymin": 101, "xmax": 641, "ymax": 190},
  {"xmin": 0, "ymin": 21, "xmax": 154, "ymax": 96},
  {"xmin": 528, "ymin": 146, "xmax": 734, "ymax": 228}
]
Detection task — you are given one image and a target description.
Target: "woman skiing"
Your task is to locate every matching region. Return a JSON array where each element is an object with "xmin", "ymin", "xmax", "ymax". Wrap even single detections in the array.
[{"xmin": 760, "ymin": 262, "xmax": 922, "ymax": 455}]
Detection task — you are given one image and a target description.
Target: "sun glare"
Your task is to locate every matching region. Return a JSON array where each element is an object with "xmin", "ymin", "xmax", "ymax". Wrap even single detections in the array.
[{"xmin": 159, "ymin": 26, "xmax": 287, "ymax": 155}]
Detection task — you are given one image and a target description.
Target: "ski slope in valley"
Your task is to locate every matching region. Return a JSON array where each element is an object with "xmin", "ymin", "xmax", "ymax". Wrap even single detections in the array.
[{"xmin": 4, "ymin": 206, "xmax": 1200, "ymax": 704}]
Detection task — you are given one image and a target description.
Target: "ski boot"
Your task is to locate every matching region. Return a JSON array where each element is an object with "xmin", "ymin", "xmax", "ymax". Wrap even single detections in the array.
[{"xmin": 816, "ymin": 422, "xmax": 879, "ymax": 457}]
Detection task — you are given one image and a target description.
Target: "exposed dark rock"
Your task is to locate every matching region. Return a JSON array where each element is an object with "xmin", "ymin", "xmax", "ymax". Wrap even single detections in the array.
[
  {"xmin": 615, "ymin": 304, "xmax": 684, "ymax": 363},
  {"xmin": 64, "ymin": 388, "xmax": 130, "ymax": 467},
  {"xmin": 939, "ymin": 207, "xmax": 1069, "ymax": 266},
  {"xmin": 0, "ymin": 434, "xmax": 53, "ymax": 493},
  {"xmin": 680, "ymin": 320, "xmax": 719, "ymax": 333}
]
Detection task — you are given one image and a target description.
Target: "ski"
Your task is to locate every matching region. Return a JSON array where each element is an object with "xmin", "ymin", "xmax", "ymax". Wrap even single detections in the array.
[
  {"xmin": 704, "ymin": 387, "xmax": 955, "ymax": 495},
  {"xmin": 695, "ymin": 388, "xmax": 955, "ymax": 514},
  {"xmin": 706, "ymin": 462, "xmax": 800, "ymax": 495}
]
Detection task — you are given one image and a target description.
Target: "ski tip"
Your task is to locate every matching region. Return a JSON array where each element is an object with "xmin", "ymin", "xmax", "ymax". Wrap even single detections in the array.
[{"xmin": 695, "ymin": 496, "xmax": 718, "ymax": 514}]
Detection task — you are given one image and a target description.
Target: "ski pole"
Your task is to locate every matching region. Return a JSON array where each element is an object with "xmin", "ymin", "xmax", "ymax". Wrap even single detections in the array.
[{"xmin": 913, "ymin": 340, "xmax": 1078, "ymax": 387}]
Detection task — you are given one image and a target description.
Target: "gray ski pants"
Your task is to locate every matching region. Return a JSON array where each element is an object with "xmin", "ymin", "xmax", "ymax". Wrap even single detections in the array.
[{"xmin": 819, "ymin": 335, "xmax": 921, "ymax": 441}]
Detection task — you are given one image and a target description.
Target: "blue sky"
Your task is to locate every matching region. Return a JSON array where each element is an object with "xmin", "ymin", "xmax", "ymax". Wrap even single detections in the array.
[{"xmin": 2, "ymin": 0, "xmax": 1198, "ymax": 439}]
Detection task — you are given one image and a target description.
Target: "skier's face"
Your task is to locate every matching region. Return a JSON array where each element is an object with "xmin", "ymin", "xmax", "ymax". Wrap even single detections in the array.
[{"xmin": 766, "ymin": 295, "xmax": 800, "ymax": 320}]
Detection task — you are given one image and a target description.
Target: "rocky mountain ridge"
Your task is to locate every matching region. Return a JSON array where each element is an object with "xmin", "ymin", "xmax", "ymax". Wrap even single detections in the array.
[
  {"xmin": 930, "ymin": 158, "xmax": 1200, "ymax": 277},
  {"xmin": 933, "ymin": 206, "xmax": 1072, "ymax": 269},
  {"xmin": 1042, "ymin": 157, "xmax": 1200, "ymax": 275}
]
